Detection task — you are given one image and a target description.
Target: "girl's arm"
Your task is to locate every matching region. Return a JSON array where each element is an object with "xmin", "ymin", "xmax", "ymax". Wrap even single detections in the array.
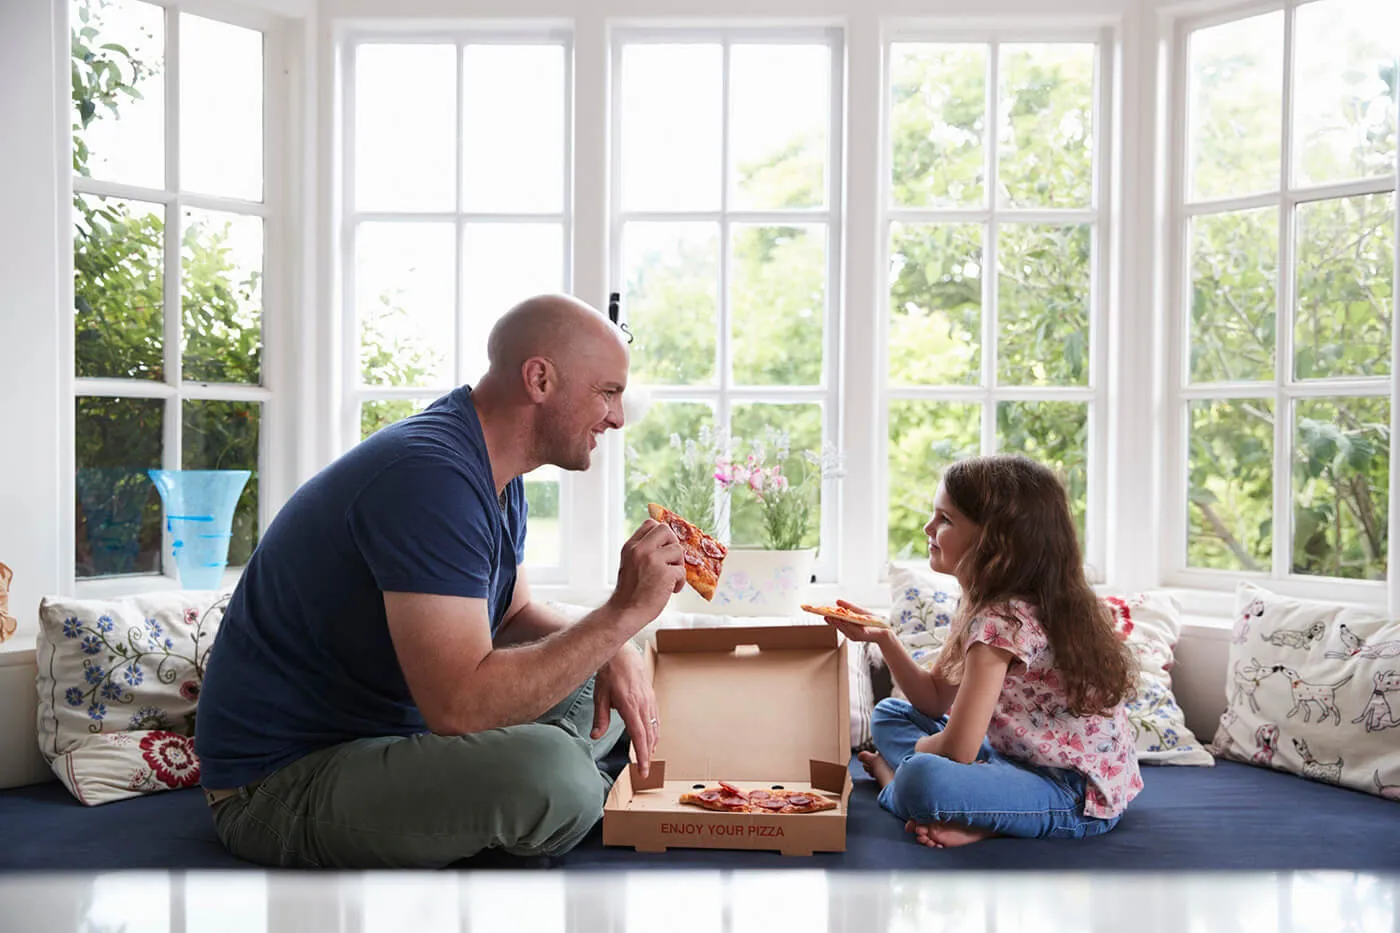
[
  {"xmin": 872, "ymin": 628, "xmax": 959, "ymax": 719},
  {"xmin": 915, "ymin": 642, "xmax": 1012, "ymax": 764}
]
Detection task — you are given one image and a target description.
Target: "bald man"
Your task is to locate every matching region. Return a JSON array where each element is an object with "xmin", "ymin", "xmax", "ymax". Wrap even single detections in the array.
[{"xmin": 195, "ymin": 295, "xmax": 685, "ymax": 868}]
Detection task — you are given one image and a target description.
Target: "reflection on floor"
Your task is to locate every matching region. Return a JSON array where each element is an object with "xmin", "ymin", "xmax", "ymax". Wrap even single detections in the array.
[{"xmin": 2, "ymin": 870, "xmax": 1396, "ymax": 932}]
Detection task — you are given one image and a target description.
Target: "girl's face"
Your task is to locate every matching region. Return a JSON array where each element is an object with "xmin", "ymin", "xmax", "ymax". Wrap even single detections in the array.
[{"xmin": 923, "ymin": 482, "xmax": 981, "ymax": 583}]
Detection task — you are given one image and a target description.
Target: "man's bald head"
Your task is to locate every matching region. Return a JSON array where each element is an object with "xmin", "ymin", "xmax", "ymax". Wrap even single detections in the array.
[{"xmin": 485, "ymin": 294, "xmax": 628, "ymax": 380}]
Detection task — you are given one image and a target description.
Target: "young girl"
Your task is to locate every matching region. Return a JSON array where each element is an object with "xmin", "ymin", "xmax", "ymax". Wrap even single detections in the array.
[{"xmin": 826, "ymin": 454, "xmax": 1140, "ymax": 848}]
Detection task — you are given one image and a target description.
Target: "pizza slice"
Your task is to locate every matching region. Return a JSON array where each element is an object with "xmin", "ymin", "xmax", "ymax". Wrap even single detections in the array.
[
  {"xmin": 679, "ymin": 781, "xmax": 751, "ymax": 812},
  {"xmin": 746, "ymin": 788, "xmax": 839, "ymax": 814},
  {"xmin": 800, "ymin": 603, "xmax": 894, "ymax": 629},
  {"xmin": 648, "ymin": 503, "xmax": 727, "ymax": 601}
]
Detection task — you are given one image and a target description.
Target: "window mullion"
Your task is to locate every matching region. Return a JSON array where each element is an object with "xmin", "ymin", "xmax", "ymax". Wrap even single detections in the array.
[
  {"xmin": 982, "ymin": 41, "xmax": 1000, "ymax": 456},
  {"xmin": 717, "ymin": 39, "xmax": 733, "ymax": 543},
  {"xmin": 454, "ymin": 43, "xmax": 466, "ymax": 388},
  {"xmin": 162, "ymin": 4, "xmax": 183, "ymax": 583},
  {"xmin": 1270, "ymin": 2, "xmax": 1297, "ymax": 583}
]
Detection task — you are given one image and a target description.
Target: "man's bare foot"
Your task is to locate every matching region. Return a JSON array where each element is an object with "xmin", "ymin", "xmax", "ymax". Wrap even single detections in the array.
[
  {"xmin": 858, "ymin": 751, "xmax": 895, "ymax": 788},
  {"xmin": 904, "ymin": 819, "xmax": 996, "ymax": 849}
]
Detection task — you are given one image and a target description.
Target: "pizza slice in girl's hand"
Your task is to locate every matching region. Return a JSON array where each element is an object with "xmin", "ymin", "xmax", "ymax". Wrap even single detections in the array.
[
  {"xmin": 647, "ymin": 503, "xmax": 727, "ymax": 601},
  {"xmin": 800, "ymin": 603, "xmax": 894, "ymax": 629}
]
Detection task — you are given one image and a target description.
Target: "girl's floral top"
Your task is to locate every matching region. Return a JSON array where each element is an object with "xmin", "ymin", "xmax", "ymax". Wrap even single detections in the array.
[{"xmin": 969, "ymin": 601, "xmax": 1143, "ymax": 819}]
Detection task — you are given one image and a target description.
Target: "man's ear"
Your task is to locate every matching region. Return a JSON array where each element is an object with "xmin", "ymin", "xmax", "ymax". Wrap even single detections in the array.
[{"xmin": 521, "ymin": 357, "xmax": 555, "ymax": 402}]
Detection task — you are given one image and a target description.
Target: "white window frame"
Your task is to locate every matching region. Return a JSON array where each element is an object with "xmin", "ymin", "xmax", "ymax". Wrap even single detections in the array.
[
  {"xmin": 606, "ymin": 25, "xmax": 847, "ymax": 585},
  {"xmin": 336, "ymin": 26, "xmax": 575, "ymax": 585},
  {"xmin": 877, "ymin": 23, "xmax": 1116, "ymax": 584},
  {"xmin": 1161, "ymin": 0, "xmax": 1400, "ymax": 612},
  {"xmin": 68, "ymin": 0, "xmax": 290, "ymax": 599}
]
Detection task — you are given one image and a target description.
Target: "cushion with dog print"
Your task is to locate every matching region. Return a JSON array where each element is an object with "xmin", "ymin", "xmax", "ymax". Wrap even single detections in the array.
[
  {"xmin": 36, "ymin": 590, "xmax": 230, "ymax": 805},
  {"xmin": 1210, "ymin": 582, "xmax": 1400, "ymax": 801}
]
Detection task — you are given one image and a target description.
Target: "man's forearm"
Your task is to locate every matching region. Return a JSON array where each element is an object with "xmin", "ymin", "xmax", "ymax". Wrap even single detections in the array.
[
  {"xmin": 493, "ymin": 599, "xmax": 571, "ymax": 647},
  {"xmin": 442, "ymin": 605, "xmax": 639, "ymax": 734}
]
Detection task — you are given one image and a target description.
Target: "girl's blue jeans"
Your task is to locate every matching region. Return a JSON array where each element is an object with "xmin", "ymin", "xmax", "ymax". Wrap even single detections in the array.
[{"xmin": 871, "ymin": 697, "xmax": 1121, "ymax": 840}]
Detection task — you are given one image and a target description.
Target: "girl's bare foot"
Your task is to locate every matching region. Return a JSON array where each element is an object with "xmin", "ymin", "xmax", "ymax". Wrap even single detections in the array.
[
  {"xmin": 857, "ymin": 751, "xmax": 895, "ymax": 788},
  {"xmin": 903, "ymin": 819, "xmax": 996, "ymax": 848}
]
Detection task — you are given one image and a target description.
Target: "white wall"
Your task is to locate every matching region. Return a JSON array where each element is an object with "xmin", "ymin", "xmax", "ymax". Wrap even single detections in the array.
[{"xmin": 0, "ymin": 0, "xmax": 66, "ymax": 649}]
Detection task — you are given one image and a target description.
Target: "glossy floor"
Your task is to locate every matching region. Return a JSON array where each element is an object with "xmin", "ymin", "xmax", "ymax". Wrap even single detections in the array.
[{"xmin": 2, "ymin": 871, "xmax": 1396, "ymax": 932}]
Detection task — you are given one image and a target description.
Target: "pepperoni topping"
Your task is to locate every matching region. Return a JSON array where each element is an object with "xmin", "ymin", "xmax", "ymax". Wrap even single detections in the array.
[
  {"xmin": 755, "ymin": 797, "xmax": 787, "ymax": 810},
  {"xmin": 701, "ymin": 538, "xmax": 726, "ymax": 559},
  {"xmin": 698, "ymin": 790, "xmax": 721, "ymax": 801},
  {"xmin": 787, "ymin": 794, "xmax": 813, "ymax": 807},
  {"xmin": 683, "ymin": 552, "xmax": 702, "ymax": 566},
  {"xmin": 719, "ymin": 795, "xmax": 747, "ymax": 809},
  {"xmin": 668, "ymin": 519, "xmax": 692, "ymax": 540},
  {"xmin": 718, "ymin": 781, "xmax": 748, "ymax": 798}
]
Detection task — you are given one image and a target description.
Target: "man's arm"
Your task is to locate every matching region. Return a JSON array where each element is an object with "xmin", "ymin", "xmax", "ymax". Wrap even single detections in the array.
[{"xmin": 384, "ymin": 520, "xmax": 680, "ymax": 756}]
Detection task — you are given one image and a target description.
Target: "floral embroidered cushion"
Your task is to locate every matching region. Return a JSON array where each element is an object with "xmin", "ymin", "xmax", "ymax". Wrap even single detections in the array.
[
  {"xmin": 36, "ymin": 590, "xmax": 229, "ymax": 805},
  {"xmin": 1210, "ymin": 583, "xmax": 1400, "ymax": 801},
  {"xmin": 884, "ymin": 566, "xmax": 1212, "ymax": 765}
]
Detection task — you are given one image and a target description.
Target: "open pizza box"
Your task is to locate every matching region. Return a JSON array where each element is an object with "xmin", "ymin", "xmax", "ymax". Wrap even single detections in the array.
[{"xmin": 603, "ymin": 623, "xmax": 852, "ymax": 856}]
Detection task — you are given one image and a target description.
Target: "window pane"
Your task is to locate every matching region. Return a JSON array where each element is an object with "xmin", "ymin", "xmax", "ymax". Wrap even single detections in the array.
[
  {"xmin": 462, "ymin": 223, "xmax": 565, "ymax": 383},
  {"xmin": 71, "ymin": 0, "xmax": 165, "ymax": 189},
  {"xmin": 360, "ymin": 398, "xmax": 432, "ymax": 440},
  {"xmin": 623, "ymin": 402, "xmax": 717, "ymax": 536},
  {"xmin": 732, "ymin": 873, "xmax": 826, "ymax": 933},
  {"xmin": 888, "ymin": 222, "xmax": 982, "ymax": 386},
  {"xmin": 180, "ymin": 14, "xmax": 262, "ymax": 201},
  {"xmin": 74, "ymin": 194, "xmax": 165, "ymax": 381},
  {"xmin": 1187, "ymin": 12, "xmax": 1283, "ymax": 201},
  {"xmin": 362, "ymin": 876, "xmax": 458, "ymax": 933},
  {"xmin": 463, "ymin": 875, "xmax": 565, "ymax": 933},
  {"xmin": 182, "ymin": 209, "xmax": 263, "ymax": 384},
  {"xmin": 620, "ymin": 44, "xmax": 722, "ymax": 211},
  {"xmin": 730, "ymin": 44, "xmax": 829, "ymax": 210},
  {"xmin": 1187, "ymin": 399, "xmax": 1273, "ymax": 572},
  {"xmin": 622, "ymin": 222, "xmax": 719, "ymax": 385},
  {"xmin": 997, "ymin": 401, "xmax": 1089, "ymax": 546},
  {"xmin": 626, "ymin": 874, "xmax": 723, "ymax": 933},
  {"xmin": 997, "ymin": 223, "xmax": 1091, "ymax": 386},
  {"xmin": 183, "ymin": 401, "xmax": 260, "ymax": 567},
  {"xmin": 1294, "ymin": 396, "xmax": 1389, "ymax": 580},
  {"xmin": 1188, "ymin": 208, "xmax": 1277, "ymax": 384},
  {"xmin": 75, "ymin": 397, "xmax": 163, "ymax": 578},
  {"xmin": 998, "ymin": 43, "xmax": 1095, "ymax": 209},
  {"xmin": 731, "ymin": 224, "xmax": 825, "ymax": 386},
  {"xmin": 890, "ymin": 43, "xmax": 986, "ymax": 209},
  {"xmin": 356, "ymin": 222, "xmax": 454, "ymax": 387},
  {"xmin": 1294, "ymin": 193, "xmax": 1394, "ymax": 380},
  {"xmin": 1293, "ymin": 0, "xmax": 1399, "ymax": 187},
  {"xmin": 463, "ymin": 45, "xmax": 565, "ymax": 213},
  {"xmin": 1290, "ymin": 873, "xmax": 1396, "ymax": 933},
  {"xmin": 730, "ymin": 403, "xmax": 823, "ymax": 549},
  {"xmin": 888, "ymin": 401, "xmax": 979, "ymax": 560},
  {"xmin": 354, "ymin": 44, "xmax": 456, "ymax": 212},
  {"xmin": 524, "ymin": 466, "xmax": 562, "ymax": 567}
]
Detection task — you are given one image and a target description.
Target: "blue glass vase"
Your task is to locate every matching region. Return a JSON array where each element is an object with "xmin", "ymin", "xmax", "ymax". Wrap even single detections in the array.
[{"xmin": 148, "ymin": 469, "xmax": 251, "ymax": 590}]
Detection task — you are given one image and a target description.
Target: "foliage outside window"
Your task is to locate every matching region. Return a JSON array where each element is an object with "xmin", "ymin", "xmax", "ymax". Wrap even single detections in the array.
[
  {"xmin": 1180, "ymin": 0, "xmax": 1397, "ymax": 582},
  {"xmin": 884, "ymin": 40, "xmax": 1101, "ymax": 564}
]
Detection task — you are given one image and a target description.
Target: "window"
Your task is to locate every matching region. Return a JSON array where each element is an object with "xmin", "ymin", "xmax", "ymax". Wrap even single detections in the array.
[
  {"xmin": 613, "ymin": 30, "xmax": 842, "ymax": 571},
  {"xmin": 881, "ymin": 36, "xmax": 1108, "ymax": 572},
  {"xmin": 71, "ymin": 0, "xmax": 270, "ymax": 583},
  {"xmin": 1170, "ymin": 0, "xmax": 1398, "ymax": 595},
  {"xmin": 343, "ymin": 34, "xmax": 571, "ymax": 574}
]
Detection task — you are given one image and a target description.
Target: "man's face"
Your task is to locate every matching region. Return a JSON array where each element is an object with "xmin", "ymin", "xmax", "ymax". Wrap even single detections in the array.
[{"xmin": 539, "ymin": 336, "xmax": 629, "ymax": 471}]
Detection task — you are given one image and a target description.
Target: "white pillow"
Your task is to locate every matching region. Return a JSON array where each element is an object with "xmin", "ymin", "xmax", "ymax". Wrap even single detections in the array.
[
  {"xmin": 1210, "ymin": 582, "xmax": 1400, "ymax": 800},
  {"xmin": 36, "ymin": 590, "xmax": 230, "ymax": 805},
  {"xmin": 882, "ymin": 566, "xmax": 1212, "ymax": 765}
]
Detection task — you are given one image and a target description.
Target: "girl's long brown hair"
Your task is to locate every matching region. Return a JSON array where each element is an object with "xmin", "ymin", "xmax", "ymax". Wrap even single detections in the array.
[{"xmin": 932, "ymin": 455, "xmax": 1134, "ymax": 716}]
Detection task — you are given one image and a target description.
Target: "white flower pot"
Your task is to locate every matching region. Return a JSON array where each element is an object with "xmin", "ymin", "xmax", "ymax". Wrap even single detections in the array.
[{"xmin": 669, "ymin": 547, "xmax": 818, "ymax": 618}]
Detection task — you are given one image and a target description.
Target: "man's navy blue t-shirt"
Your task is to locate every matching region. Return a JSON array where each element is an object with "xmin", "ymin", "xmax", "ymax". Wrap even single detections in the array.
[{"xmin": 195, "ymin": 386, "xmax": 527, "ymax": 789}]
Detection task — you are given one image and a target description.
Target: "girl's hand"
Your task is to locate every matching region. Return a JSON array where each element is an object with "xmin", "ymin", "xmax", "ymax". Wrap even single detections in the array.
[
  {"xmin": 914, "ymin": 733, "xmax": 944, "ymax": 756},
  {"xmin": 823, "ymin": 617, "xmax": 891, "ymax": 643}
]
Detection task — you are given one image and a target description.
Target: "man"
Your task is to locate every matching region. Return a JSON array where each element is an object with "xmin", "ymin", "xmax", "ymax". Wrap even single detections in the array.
[{"xmin": 195, "ymin": 294, "xmax": 685, "ymax": 868}]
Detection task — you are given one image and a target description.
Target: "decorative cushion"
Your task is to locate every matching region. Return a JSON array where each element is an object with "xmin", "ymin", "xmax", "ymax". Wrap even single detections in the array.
[
  {"xmin": 1210, "ymin": 582, "xmax": 1400, "ymax": 801},
  {"xmin": 1103, "ymin": 592, "xmax": 1214, "ymax": 766},
  {"xmin": 36, "ymin": 590, "xmax": 229, "ymax": 805},
  {"xmin": 881, "ymin": 566, "xmax": 1211, "ymax": 765},
  {"xmin": 0, "ymin": 562, "xmax": 16, "ymax": 643}
]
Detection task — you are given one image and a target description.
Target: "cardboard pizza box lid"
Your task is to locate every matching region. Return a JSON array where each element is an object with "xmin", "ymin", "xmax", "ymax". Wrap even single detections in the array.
[{"xmin": 627, "ymin": 623, "xmax": 850, "ymax": 786}]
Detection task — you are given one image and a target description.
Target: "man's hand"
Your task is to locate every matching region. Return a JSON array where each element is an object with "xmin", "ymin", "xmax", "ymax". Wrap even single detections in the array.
[
  {"xmin": 594, "ymin": 645, "xmax": 660, "ymax": 778},
  {"xmin": 608, "ymin": 519, "xmax": 685, "ymax": 629}
]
